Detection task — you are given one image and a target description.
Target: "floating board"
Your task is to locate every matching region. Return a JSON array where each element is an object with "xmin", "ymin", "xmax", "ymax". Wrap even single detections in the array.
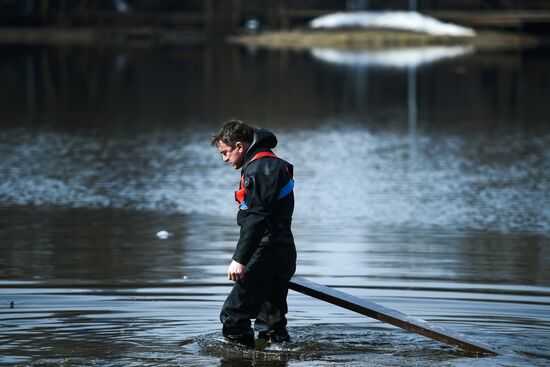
[{"xmin": 288, "ymin": 276, "xmax": 498, "ymax": 355}]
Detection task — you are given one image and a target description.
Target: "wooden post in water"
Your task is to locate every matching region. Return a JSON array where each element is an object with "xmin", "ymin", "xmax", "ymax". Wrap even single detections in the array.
[{"xmin": 289, "ymin": 276, "xmax": 498, "ymax": 355}]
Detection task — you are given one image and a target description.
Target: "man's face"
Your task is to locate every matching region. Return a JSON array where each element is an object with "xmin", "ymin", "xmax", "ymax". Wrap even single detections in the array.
[{"xmin": 218, "ymin": 141, "xmax": 247, "ymax": 169}]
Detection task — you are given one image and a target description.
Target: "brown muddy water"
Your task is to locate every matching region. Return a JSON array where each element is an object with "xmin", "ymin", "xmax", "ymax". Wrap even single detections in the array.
[{"xmin": 0, "ymin": 42, "xmax": 549, "ymax": 366}]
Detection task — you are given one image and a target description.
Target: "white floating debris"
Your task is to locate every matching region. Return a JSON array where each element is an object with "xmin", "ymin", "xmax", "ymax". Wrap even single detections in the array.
[
  {"xmin": 310, "ymin": 11, "xmax": 476, "ymax": 37},
  {"xmin": 245, "ymin": 18, "xmax": 260, "ymax": 33},
  {"xmin": 114, "ymin": 0, "xmax": 130, "ymax": 13},
  {"xmin": 311, "ymin": 45, "xmax": 474, "ymax": 69},
  {"xmin": 156, "ymin": 230, "xmax": 172, "ymax": 239}
]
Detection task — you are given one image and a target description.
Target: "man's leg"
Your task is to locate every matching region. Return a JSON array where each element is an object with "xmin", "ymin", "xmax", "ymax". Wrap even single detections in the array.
[
  {"xmin": 254, "ymin": 276, "xmax": 290, "ymax": 343},
  {"xmin": 220, "ymin": 271, "xmax": 269, "ymax": 347}
]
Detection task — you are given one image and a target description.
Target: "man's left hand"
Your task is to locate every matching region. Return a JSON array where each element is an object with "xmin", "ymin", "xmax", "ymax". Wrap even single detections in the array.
[{"xmin": 227, "ymin": 260, "xmax": 245, "ymax": 281}]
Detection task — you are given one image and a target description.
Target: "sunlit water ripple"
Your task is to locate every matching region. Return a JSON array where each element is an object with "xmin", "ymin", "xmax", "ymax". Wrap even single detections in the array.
[{"xmin": 1, "ymin": 126, "xmax": 548, "ymax": 232}]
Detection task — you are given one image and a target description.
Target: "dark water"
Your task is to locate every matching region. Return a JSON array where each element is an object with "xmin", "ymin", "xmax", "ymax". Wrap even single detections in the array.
[{"xmin": 0, "ymin": 42, "xmax": 549, "ymax": 366}]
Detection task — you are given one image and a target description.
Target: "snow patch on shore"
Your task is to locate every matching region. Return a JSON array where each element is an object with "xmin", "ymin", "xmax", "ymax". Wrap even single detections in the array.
[{"xmin": 310, "ymin": 11, "xmax": 476, "ymax": 37}]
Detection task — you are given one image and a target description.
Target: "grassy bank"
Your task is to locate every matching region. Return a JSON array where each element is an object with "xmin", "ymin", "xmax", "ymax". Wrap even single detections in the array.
[
  {"xmin": 230, "ymin": 28, "xmax": 540, "ymax": 50},
  {"xmin": 0, "ymin": 26, "xmax": 540, "ymax": 49}
]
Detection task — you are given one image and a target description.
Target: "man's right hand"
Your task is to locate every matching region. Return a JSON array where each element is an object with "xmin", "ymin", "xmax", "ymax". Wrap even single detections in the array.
[{"xmin": 227, "ymin": 260, "xmax": 245, "ymax": 281}]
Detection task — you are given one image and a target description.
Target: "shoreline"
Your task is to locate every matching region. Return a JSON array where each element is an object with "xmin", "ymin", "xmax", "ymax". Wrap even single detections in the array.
[
  {"xmin": 0, "ymin": 26, "xmax": 542, "ymax": 50},
  {"xmin": 229, "ymin": 28, "xmax": 541, "ymax": 50},
  {"xmin": 0, "ymin": 27, "xmax": 206, "ymax": 46}
]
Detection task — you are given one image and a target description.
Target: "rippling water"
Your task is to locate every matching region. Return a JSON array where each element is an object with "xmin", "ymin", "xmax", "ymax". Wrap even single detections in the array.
[{"xmin": 1, "ymin": 43, "xmax": 549, "ymax": 366}]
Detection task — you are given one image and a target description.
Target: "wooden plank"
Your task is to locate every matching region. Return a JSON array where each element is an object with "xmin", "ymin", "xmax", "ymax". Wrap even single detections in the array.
[{"xmin": 289, "ymin": 276, "xmax": 498, "ymax": 355}]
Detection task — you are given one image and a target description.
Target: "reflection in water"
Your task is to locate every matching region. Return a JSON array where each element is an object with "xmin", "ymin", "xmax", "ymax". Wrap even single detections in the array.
[
  {"xmin": 1, "ymin": 44, "xmax": 549, "ymax": 132},
  {"xmin": 310, "ymin": 46, "xmax": 475, "ymax": 68},
  {"xmin": 310, "ymin": 44, "xmax": 477, "ymax": 165},
  {"xmin": 0, "ymin": 43, "xmax": 549, "ymax": 366}
]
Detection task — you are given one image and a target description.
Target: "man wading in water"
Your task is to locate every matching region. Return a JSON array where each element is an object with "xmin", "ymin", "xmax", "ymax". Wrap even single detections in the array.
[{"xmin": 211, "ymin": 120, "xmax": 297, "ymax": 348}]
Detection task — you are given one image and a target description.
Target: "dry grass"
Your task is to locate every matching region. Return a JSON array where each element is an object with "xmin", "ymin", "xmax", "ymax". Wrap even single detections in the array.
[
  {"xmin": 0, "ymin": 27, "xmax": 539, "ymax": 50},
  {"xmin": 230, "ymin": 28, "xmax": 540, "ymax": 50}
]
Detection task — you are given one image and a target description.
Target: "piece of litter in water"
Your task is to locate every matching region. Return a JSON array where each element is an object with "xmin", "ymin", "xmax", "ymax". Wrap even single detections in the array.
[{"xmin": 156, "ymin": 230, "xmax": 172, "ymax": 239}]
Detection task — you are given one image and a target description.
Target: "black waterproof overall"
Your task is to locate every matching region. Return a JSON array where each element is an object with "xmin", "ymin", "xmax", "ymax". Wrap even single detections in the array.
[{"xmin": 220, "ymin": 129, "xmax": 297, "ymax": 346}]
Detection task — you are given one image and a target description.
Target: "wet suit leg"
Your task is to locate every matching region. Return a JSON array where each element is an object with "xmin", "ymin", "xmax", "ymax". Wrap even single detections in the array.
[
  {"xmin": 220, "ymin": 271, "xmax": 289, "ymax": 347},
  {"xmin": 254, "ymin": 277, "xmax": 290, "ymax": 342}
]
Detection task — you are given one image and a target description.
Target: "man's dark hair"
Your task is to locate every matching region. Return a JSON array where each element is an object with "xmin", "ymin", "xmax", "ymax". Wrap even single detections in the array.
[{"xmin": 211, "ymin": 119, "xmax": 255, "ymax": 148}]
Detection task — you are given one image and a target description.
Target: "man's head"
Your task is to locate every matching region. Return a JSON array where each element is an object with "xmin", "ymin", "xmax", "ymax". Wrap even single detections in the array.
[{"xmin": 211, "ymin": 120, "xmax": 255, "ymax": 169}]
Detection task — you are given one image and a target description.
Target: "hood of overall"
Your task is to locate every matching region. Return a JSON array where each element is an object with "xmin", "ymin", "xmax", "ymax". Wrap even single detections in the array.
[{"xmin": 244, "ymin": 128, "xmax": 278, "ymax": 162}]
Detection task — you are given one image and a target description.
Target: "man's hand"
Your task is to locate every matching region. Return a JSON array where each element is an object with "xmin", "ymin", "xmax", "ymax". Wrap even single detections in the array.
[{"xmin": 227, "ymin": 260, "xmax": 245, "ymax": 281}]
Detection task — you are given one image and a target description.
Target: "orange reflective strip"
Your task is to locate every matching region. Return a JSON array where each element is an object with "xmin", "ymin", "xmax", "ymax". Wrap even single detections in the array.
[
  {"xmin": 235, "ymin": 151, "xmax": 281, "ymax": 205},
  {"xmin": 235, "ymin": 176, "xmax": 245, "ymax": 204},
  {"xmin": 250, "ymin": 152, "xmax": 278, "ymax": 161},
  {"xmin": 235, "ymin": 188, "xmax": 246, "ymax": 203}
]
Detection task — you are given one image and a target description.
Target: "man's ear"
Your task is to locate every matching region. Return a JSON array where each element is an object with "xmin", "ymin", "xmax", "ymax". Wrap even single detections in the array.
[{"xmin": 235, "ymin": 141, "xmax": 244, "ymax": 153}]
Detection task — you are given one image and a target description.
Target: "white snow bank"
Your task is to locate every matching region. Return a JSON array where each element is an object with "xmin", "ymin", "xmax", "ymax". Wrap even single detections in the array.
[
  {"xmin": 311, "ymin": 46, "xmax": 474, "ymax": 68},
  {"xmin": 310, "ymin": 11, "xmax": 476, "ymax": 37}
]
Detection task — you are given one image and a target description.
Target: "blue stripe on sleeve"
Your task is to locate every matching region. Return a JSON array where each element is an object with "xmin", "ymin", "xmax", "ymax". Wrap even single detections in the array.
[{"xmin": 278, "ymin": 179, "xmax": 294, "ymax": 199}]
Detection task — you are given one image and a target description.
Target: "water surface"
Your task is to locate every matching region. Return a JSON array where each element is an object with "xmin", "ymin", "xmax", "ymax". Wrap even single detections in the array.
[{"xmin": 1, "ymin": 43, "xmax": 549, "ymax": 366}]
